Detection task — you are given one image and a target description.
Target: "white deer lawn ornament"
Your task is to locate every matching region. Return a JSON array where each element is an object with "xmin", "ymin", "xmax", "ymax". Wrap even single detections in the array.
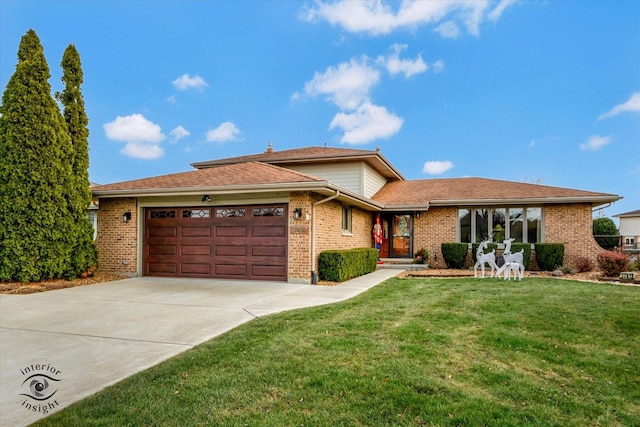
[
  {"xmin": 496, "ymin": 238, "xmax": 526, "ymax": 279},
  {"xmin": 501, "ymin": 262, "xmax": 524, "ymax": 280},
  {"xmin": 474, "ymin": 239, "xmax": 498, "ymax": 278}
]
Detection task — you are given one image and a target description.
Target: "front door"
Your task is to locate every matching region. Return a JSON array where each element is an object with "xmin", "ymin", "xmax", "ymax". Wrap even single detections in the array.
[
  {"xmin": 377, "ymin": 213, "xmax": 412, "ymax": 258},
  {"xmin": 391, "ymin": 214, "xmax": 412, "ymax": 257}
]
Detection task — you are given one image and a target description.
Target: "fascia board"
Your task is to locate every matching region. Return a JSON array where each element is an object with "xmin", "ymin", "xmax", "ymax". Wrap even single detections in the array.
[
  {"xmin": 428, "ymin": 195, "xmax": 622, "ymax": 206},
  {"xmin": 381, "ymin": 205, "xmax": 431, "ymax": 211},
  {"xmin": 91, "ymin": 181, "xmax": 384, "ymax": 210},
  {"xmin": 92, "ymin": 181, "xmax": 332, "ymax": 198}
]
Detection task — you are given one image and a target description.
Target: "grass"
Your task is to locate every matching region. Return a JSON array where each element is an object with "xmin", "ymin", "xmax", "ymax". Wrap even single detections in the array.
[{"xmin": 36, "ymin": 278, "xmax": 639, "ymax": 426}]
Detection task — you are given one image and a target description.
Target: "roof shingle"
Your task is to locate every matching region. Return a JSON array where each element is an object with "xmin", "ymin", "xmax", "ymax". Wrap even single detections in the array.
[
  {"xmin": 372, "ymin": 177, "xmax": 619, "ymax": 206},
  {"xmin": 91, "ymin": 162, "xmax": 323, "ymax": 193},
  {"xmin": 191, "ymin": 146, "xmax": 381, "ymax": 168}
]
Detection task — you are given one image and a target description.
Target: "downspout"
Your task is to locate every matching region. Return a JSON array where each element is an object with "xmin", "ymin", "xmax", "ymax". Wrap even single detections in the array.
[
  {"xmin": 310, "ymin": 190, "xmax": 340, "ymax": 284},
  {"xmin": 592, "ymin": 202, "xmax": 612, "ymax": 214}
]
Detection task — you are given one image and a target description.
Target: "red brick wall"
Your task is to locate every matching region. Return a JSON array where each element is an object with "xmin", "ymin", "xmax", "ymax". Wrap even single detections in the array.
[
  {"xmin": 95, "ymin": 198, "xmax": 138, "ymax": 275},
  {"xmin": 288, "ymin": 193, "xmax": 374, "ymax": 281},
  {"xmin": 413, "ymin": 204, "xmax": 600, "ymax": 269},
  {"xmin": 544, "ymin": 203, "xmax": 603, "ymax": 268},
  {"xmin": 288, "ymin": 192, "xmax": 313, "ymax": 281},
  {"xmin": 413, "ymin": 207, "xmax": 457, "ymax": 269},
  {"xmin": 314, "ymin": 199, "xmax": 373, "ymax": 264}
]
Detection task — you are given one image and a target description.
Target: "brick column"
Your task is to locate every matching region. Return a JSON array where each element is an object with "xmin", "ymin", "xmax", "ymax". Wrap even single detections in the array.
[{"xmin": 95, "ymin": 198, "xmax": 138, "ymax": 275}]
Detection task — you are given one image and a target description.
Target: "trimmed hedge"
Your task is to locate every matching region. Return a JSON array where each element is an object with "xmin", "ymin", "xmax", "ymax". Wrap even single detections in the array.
[
  {"xmin": 318, "ymin": 248, "xmax": 378, "ymax": 282},
  {"xmin": 442, "ymin": 243, "xmax": 468, "ymax": 269},
  {"xmin": 471, "ymin": 243, "xmax": 498, "ymax": 263},
  {"xmin": 535, "ymin": 243, "xmax": 564, "ymax": 271},
  {"xmin": 509, "ymin": 243, "xmax": 532, "ymax": 270}
]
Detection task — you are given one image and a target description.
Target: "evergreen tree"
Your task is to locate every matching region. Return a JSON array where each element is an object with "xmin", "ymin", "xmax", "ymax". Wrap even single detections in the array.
[
  {"xmin": 57, "ymin": 44, "xmax": 98, "ymax": 276},
  {"xmin": 593, "ymin": 217, "xmax": 619, "ymax": 250},
  {"xmin": 0, "ymin": 29, "xmax": 74, "ymax": 281}
]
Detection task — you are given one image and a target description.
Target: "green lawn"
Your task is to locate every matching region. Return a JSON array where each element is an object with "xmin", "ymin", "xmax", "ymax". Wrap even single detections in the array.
[{"xmin": 37, "ymin": 278, "xmax": 639, "ymax": 426}]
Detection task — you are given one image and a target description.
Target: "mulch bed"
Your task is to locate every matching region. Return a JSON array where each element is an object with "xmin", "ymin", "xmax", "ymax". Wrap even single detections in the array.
[
  {"xmin": 2, "ymin": 270, "xmax": 636, "ymax": 295},
  {"xmin": 0, "ymin": 272, "xmax": 128, "ymax": 295}
]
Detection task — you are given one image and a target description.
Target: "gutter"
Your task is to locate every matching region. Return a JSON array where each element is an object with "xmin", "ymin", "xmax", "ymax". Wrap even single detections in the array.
[
  {"xmin": 592, "ymin": 202, "xmax": 613, "ymax": 213},
  {"xmin": 310, "ymin": 190, "xmax": 340, "ymax": 285},
  {"xmin": 427, "ymin": 195, "xmax": 622, "ymax": 206}
]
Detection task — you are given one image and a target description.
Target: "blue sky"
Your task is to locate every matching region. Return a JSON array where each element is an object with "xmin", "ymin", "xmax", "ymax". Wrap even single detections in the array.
[{"xmin": 1, "ymin": 1, "xmax": 638, "ymax": 219}]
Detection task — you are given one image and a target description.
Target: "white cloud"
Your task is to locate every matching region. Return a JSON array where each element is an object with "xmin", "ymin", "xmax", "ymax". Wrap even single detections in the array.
[
  {"xmin": 103, "ymin": 114, "xmax": 165, "ymax": 143},
  {"xmin": 488, "ymin": 0, "xmax": 517, "ymax": 22},
  {"xmin": 580, "ymin": 135, "xmax": 612, "ymax": 151},
  {"xmin": 170, "ymin": 125, "xmax": 190, "ymax": 143},
  {"xmin": 377, "ymin": 44, "xmax": 427, "ymax": 78},
  {"xmin": 103, "ymin": 114, "xmax": 166, "ymax": 159},
  {"xmin": 166, "ymin": 95, "xmax": 176, "ymax": 104},
  {"xmin": 303, "ymin": 57, "xmax": 380, "ymax": 110},
  {"xmin": 120, "ymin": 142, "xmax": 164, "ymax": 160},
  {"xmin": 431, "ymin": 59, "xmax": 445, "ymax": 73},
  {"xmin": 434, "ymin": 20, "xmax": 461, "ymax": 39},
  {"xmin": 172, "ymin": 74, "xmax": 208, "ymax": 90},
  {"xmin": 599, "ymin": 92, "xmax": 640, "ymax": 120},
  {"xmin": 329, "ymin": 102, "xmax": 403, "ymax": 145},
  {"xmin": 206, "ymin": 121, "xmax": 242, "ymax": 142},
  {"xmin": 422, "ymin": 160, "xmax": 454, "ymax": 175},
  {"xmin": 302, "ymin": 0, "xmax": 513, "ymax": 37}
]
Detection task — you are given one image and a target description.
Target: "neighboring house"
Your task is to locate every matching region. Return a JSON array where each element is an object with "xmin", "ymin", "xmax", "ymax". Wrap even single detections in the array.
[
  {"xmin": 613, "ymin": 209, "xmax": 640, "ymax": 251},
  {"xmin": 91, "ymin": 145, "xmax": 621, "ymax": 283}
]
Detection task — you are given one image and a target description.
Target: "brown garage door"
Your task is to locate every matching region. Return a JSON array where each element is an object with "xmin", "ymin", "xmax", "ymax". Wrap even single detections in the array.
[{"xmin": 144, "ymin": 205, "xmax": 288, "ymax": 281}]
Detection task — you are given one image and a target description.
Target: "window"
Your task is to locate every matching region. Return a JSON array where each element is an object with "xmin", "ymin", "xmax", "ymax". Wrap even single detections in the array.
[
  {"xmin": 150, "ymin": 210, "xmax": 176, "ymax": 219},
  {"xmin": 216, "ymin": 208, "xmax": 245, "ymax": 217},
  {"xmin": 459, "ymin": 209, "xmax": 471, "ymax": 243},
  {"xmin": 183, "ymin": 209, "xmax": 210, "ymax": 218},
  {"xmin": 253, "ymin": 207, "xmax": 285, "ymax": 217},
  {"xmin": 526, "ymin": 207, "xmax": 541, "ymax": 243},
  {"xmin": 87, "ymin": 211, "xmax": 98, "ymax": 240},
  {"xmin": 509, "ymin": 208, "xmax": 523, "ymax": 242},
  {"xmin": 342, "ymin": 206, "xmax": 352, "ymax": 233},
  {"xmin": 475, "ymin": 209, "xmax": 490, "ymax": 242},
  {"xmin": 457, "ymin": 207, "xmax": 543, "ymax": 243}
]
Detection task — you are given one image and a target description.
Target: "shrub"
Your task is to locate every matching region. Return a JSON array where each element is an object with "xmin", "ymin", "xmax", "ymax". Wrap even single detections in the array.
[
  {"xmin": 593, "ymin": 217, "xmax": 619, "ymax": 250},
  {"xmin": 535, "ymin": 243, "xmax": 565, "ymax": 271},
  {"xmin": 318, "ymin": 248, "xmax": 378, "ymax": 282},
  {"xmin": 510, "ymin": 243, "xmax": 532, "ymax": 270},
  {"xmin": 471, "ymin": 243, "xmax": 498, "ymax": 263},
  {"xmin": 559, "ymin": 265, "xmax": 574, "ymax": 275},
  {"xmin": 575, "ymin": 256, "xmax": 593, "ymax": 273},
  {"xmin": 597, "ymin": 251, "xmax": 630, "ymax": 277},
  {"xmin": 441, "ymin": 243, "xmax": 468, "ymax": 269},
  {"xmin": 413, "ymin": 248, "xmax": 428, "ymax": 264}
]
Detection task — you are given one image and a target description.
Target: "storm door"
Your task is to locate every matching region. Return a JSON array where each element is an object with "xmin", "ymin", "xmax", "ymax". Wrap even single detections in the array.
[{"xmin": 390, "ymin": 214, "xmax": 412, "ymax": 257}]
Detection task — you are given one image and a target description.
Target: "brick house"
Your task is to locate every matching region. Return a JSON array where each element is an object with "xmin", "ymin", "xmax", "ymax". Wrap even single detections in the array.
[{"xmin": 91, "ymin": 145, "xmax": 621, "ymax": 283}]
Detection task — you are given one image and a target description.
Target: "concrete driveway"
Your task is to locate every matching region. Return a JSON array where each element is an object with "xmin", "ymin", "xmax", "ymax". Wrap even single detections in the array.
[{"xmin": 0, "ymin": 270, "xmax": 400, "ymax": 426}]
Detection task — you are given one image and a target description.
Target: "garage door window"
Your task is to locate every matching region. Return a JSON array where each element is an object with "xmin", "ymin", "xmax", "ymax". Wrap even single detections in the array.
[
  {"xmin": 216, "ymin": 208, "xmax": 246, "ymax": 217},
  {"xmin": 254, "ymin": 207, "xmax": 285, "ymax": 217},
  {"xmin": 183, "ymin": 209, "xmax": 210, "ymax": 218},
  {"xmin": 151, "ymin": 210, "xmax": 176, "ymax": 219}
]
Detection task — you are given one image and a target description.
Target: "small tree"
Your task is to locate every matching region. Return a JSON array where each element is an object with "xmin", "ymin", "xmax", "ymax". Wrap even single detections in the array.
[
  {"xmin": 593, "ymin": 217, "xmax": 619, "ymax": 250},
  {"xmin": 57, "ymin": 44, "xmax": 98, "ymax": 276},
  {"xmin": 0, "ymin": 29, "xmax": 74, "ymax": 281}
]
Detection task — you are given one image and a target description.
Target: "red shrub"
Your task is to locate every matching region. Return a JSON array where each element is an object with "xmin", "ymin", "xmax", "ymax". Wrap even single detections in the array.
[
  {"xmin": 597, "ymin": 251, "xmax": 630, "ymax": 277},
  {"xmin": 575, "ymin": 256, "xmax": 593, "ymax": 273}
]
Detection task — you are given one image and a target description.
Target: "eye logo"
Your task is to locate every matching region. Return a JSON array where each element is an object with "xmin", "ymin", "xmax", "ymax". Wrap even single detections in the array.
[
  {"xmin": 19, "ymin": 363, "xmax": 63, "ymax": 414},
  {"xmin": 20, "ymin": 374, "xmax": 60, "ymax": 401}
]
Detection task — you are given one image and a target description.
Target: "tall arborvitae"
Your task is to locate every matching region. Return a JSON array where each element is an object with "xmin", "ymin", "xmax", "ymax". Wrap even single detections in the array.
[
  {"xmin": 0, "ymin": 29, "xmax": 74, "ymax": 281},
  {"xmin": 57, "ymin": 44, "xmax": 98, "ymax": 276}
]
